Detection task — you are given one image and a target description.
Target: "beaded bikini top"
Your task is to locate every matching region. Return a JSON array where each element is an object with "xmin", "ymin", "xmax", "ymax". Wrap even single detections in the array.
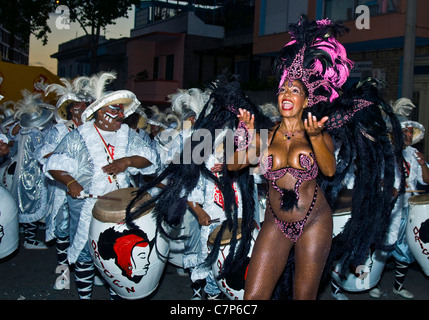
[{"xmin": 262, "ymin": 153, "xmax": 318, "ymax": 183}]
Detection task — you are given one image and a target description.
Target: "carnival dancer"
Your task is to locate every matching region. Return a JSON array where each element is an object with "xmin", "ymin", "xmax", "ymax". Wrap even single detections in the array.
[
  {"xmin": 43, "ymin": 71, "xmax": 158, "ymax": 299},
  {"xmin": 368, "ymin": 98, "xmax": 429, "ymax": 299},
  {"xmin": 228, "ymin": 17, "xmax": 402, "ymax": 299},
  {"xmin": 36, "ymin": 77, "xmax": 92, "ymax": 289},
  {"xmin": 10, "ymin": 89, "xmax": 55, "ymax": 249}
]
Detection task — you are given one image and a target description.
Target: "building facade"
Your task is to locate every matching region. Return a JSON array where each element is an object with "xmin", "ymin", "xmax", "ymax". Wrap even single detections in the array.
[
  {"xmin": 126, "ymin": 0, "xmax": 255, "ymax": 107},
  {"xmin": 0, "ymin": 25, "xmax": 29, "ymax": 65},
  {"xmin": 253, "ymin": 0, "xmax": 429, "ymax": 156}
]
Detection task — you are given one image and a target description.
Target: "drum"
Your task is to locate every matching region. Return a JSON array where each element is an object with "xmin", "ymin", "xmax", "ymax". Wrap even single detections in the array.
[
  {"xmin": 331, "ymin": 210, "xmax": 387, "ymax": 292},
  {"xmin": 406, "ymin": 194, "xmax": 429, "ymax": 276},
  {"xmin": 208, "ymin": 219, "xmax": 259, "ymax": 300},
  {"xmin": 89, "ymin": 188, "xmax": 170, "ymax": 300},
  {"xmin": 0, "ymin": 158, "xmax": 15, "ymax": 190},
  {"xmin": 0, "ymin": 186, "xmax": 19, "ymax": 259}
]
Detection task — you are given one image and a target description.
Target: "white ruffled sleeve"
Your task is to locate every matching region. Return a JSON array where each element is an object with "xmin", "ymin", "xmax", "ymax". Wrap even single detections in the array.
[{"xmin": 126, "ymin": 129, "xmax": 158, "ymax": 176}]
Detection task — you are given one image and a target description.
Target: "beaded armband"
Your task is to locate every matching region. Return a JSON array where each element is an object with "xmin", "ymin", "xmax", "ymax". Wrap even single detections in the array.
[{"xmin": 234, "ymin": 121, "xmax": 254, "ymax": 151}]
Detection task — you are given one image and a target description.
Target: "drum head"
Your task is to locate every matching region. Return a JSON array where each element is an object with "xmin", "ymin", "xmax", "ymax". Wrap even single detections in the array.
[
  {"xmin": 208, "ymin": 218, "xmax": 244, "ymax": 245},
  {"xmin": 409, "ymin": 194, "xmax": 429, "ymax": 205},
  {"xmin": 92, "ymin": 188, "xmax": 154, "ymax": 223}
]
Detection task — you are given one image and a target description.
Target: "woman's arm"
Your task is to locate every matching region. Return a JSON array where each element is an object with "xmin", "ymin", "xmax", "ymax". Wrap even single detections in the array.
[
  {"xmin": 227, "ymin": 109, "xmax": 261, "ymax": 171},
  {"xmin": 304, "ymin": 112, "xmax": 336, "ymax": 177}
]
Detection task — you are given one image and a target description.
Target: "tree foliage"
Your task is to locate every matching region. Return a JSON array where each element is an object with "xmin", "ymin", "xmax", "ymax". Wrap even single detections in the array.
[
  {"xmin": 66, "ymin": 0, "xmax": 140, "ymax": 36},
  {"xmin": 64, "ymin": 0, "xmax": 140, "ymax": 73},
  {"xmin": 0, "ymin": 0, "xmax": 55, "ymax": 45}
]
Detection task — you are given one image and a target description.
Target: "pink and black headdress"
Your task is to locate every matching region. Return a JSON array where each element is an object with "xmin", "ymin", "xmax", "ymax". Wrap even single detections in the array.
[{"xmin": 274, "ymin": 16, "xmax": 354, "ymax": 107}]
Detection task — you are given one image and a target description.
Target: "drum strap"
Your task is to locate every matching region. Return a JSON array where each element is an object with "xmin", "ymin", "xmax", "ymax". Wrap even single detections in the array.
[
  {"xmin": 94, "ymin": 124, "xmax": 120, "ymax": 189},
  {"xmin": 403, "ymin": 158, "xmax": 411, "ymax": 188},
  {"xmin": 65, "ymin": 119, "xmax": 78, "ymax": 132}
]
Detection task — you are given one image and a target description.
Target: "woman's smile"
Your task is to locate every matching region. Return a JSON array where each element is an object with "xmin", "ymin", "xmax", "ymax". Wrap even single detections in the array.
[{"xmin": 281, "ymin": 99, "xmax": 294, "ymax": 111}]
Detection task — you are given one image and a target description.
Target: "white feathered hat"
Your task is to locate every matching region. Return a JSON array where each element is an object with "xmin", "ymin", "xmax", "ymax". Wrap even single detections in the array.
[
  {"xmin": 14, "ymin": 89, "xmax": 54, "ymax": 130},
  {"xmin": 45, "ymin": 77, "xmax": 92, "ymax": 121},
  {"xmin": 146, "ymin": 105, "xmax": 180, "ymax": 130},
  {"xmin": 393, "ymin": 98, "xmax": 425, "ymax": 145},
  {"xmin": 168, "ymin": 88, "xmax": 209, "ymax": 121},
  {"xmin": 81, "ymin": 71, "xmax": 140, "ymax": 122}
]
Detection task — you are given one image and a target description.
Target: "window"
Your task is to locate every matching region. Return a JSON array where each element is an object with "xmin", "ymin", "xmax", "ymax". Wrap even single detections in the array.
[
  {"xmin": 259, "ymin": 0, "xmax": 308, "ymax": 36},
  {"xmin": 153, "ymin": 56, "xmax": 159, "ymax": 79},
  {"xmin": 165, "ymin": 54, "xmax": 174, "ymax": 81}
]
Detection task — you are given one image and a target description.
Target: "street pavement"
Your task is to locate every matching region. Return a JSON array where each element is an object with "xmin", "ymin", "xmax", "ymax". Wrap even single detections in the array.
[{"xmin": 1, "ymin": 227, "xmax": 428, "ymax": 301}]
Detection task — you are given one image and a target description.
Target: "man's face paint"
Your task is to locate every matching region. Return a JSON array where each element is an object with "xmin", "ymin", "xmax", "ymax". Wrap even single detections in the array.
[
  {"xmin": 71, "ymin": 101, "xmax": 88, "ymax": 125},
  {"xmin": 105, "ymin": 104, "xmax": 124, "ymax": 119},
  {"xmin": 97, "ymin": 104, "xmax": 125, "ymax": 131}
]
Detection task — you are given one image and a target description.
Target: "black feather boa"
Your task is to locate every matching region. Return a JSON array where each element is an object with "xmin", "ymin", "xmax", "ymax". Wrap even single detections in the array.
[{"xmin": 125, "ymin": 71, "xmax": 274, "ymax": 279}]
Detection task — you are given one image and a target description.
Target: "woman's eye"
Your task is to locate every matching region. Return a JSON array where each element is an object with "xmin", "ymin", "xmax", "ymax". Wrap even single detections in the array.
[{"xmin": 291, "ymin": 87, "xmax": 301, "ymax": 94}]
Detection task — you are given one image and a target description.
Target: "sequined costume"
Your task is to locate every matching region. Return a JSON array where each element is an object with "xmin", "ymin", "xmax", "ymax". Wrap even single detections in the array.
[
  {"xmin": 43, "ymin": 121, "xmax": 158, "ymax": 263},
  {"xmin": 35, "ymin": 120, "xmax": 78, "ymax": 242},
  {"xmin": 11, "ymin": 127, "xmax": 51, "ymax": 224}
]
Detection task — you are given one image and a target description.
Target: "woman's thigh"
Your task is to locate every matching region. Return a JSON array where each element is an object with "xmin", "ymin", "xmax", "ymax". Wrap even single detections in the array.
[
  {"xmin": 244, "ymin": 217, "xmax": 294, "ymax": 300},
  {"xmin": 294, "ymin": 210, "xmax": 332, "ymax": 299}
]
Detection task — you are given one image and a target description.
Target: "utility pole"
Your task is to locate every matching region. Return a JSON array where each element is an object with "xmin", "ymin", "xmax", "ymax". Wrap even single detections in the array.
[{"xmin": 401, "ymin": 0, "xmax": 417, "ymax": 99}]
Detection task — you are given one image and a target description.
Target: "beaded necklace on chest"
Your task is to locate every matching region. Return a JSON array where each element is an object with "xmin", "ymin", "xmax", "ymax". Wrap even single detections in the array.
[{"xmin": 280, "ymin": 125, "xmax": 300, "ymax": 142}]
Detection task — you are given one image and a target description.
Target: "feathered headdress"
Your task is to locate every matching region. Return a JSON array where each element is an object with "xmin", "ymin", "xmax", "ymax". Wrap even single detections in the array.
[
  {"xmin": 145, "ymin": 105, "xmax": 181, "ymax": 132},
  {"xmin": 274, "ymin": 16, "xmax": 354, "ymax": 107},
  {"xmin": 392, "ymin": 97, "xmax": 425, "ymax": 145},
  {"xmin": 45, "ymin": 77, "xmax": 83, "ymax": 121},
  {"xmin": 14, "ymin": 89, "xmax": 54, "ymax": 130},
  {"xmin": 81, "ymin": 71, "xmax": 140, "ymax": 122},
  {"xmin": 168, "ymin": 87, "xmax": 211, "ymax": 121}
]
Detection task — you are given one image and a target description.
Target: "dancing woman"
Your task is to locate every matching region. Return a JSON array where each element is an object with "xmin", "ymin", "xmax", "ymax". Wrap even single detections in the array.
[
  {"xmin": 229, "ymin": 82, "xmax": 336, "ymax": 299},
  {"xmin": 228, "ymin": 16, "xmax": 403, "ymax": 300}
]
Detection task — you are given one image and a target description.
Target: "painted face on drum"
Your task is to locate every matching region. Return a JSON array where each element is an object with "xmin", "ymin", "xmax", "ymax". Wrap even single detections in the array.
[{"xmin": 130, "ymin": 245, "xmax": 151, "ymax": 277}]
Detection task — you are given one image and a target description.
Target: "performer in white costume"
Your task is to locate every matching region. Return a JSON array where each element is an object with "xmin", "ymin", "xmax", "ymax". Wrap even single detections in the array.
[
  {"xmin": 369, "ymin": 98, "xmax": 429, "ymax": 299},
  {"xmin": 11, "ymin": 90, "xmax": 54, "ymax": 249},
  {"xmin": 36, "ymin": 77, "xmax": 92, "ymax": 289},
  {"xmin": 43, "ymin": 72, "xmax": 158, "ymax": 299}
]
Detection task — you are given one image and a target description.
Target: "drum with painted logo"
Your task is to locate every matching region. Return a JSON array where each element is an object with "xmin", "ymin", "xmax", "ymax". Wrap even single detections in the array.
[
  {"xmin": 406, "ymin": 194, "xmax": 429, "ymax": 276},
  {"xmin": 89, "ymin": 188, "xmax": 169, "ymax": 300},
  {"xmin": 331, "ymin": 190, "xmax": 387, "ymax": 292},
  {"xmin": 208, "ymin": 218, "xmax": 259, "ymax": 300},
  {"xmin": 0, "ymin": 186, "xmax": 19, "ymax": 259}
]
